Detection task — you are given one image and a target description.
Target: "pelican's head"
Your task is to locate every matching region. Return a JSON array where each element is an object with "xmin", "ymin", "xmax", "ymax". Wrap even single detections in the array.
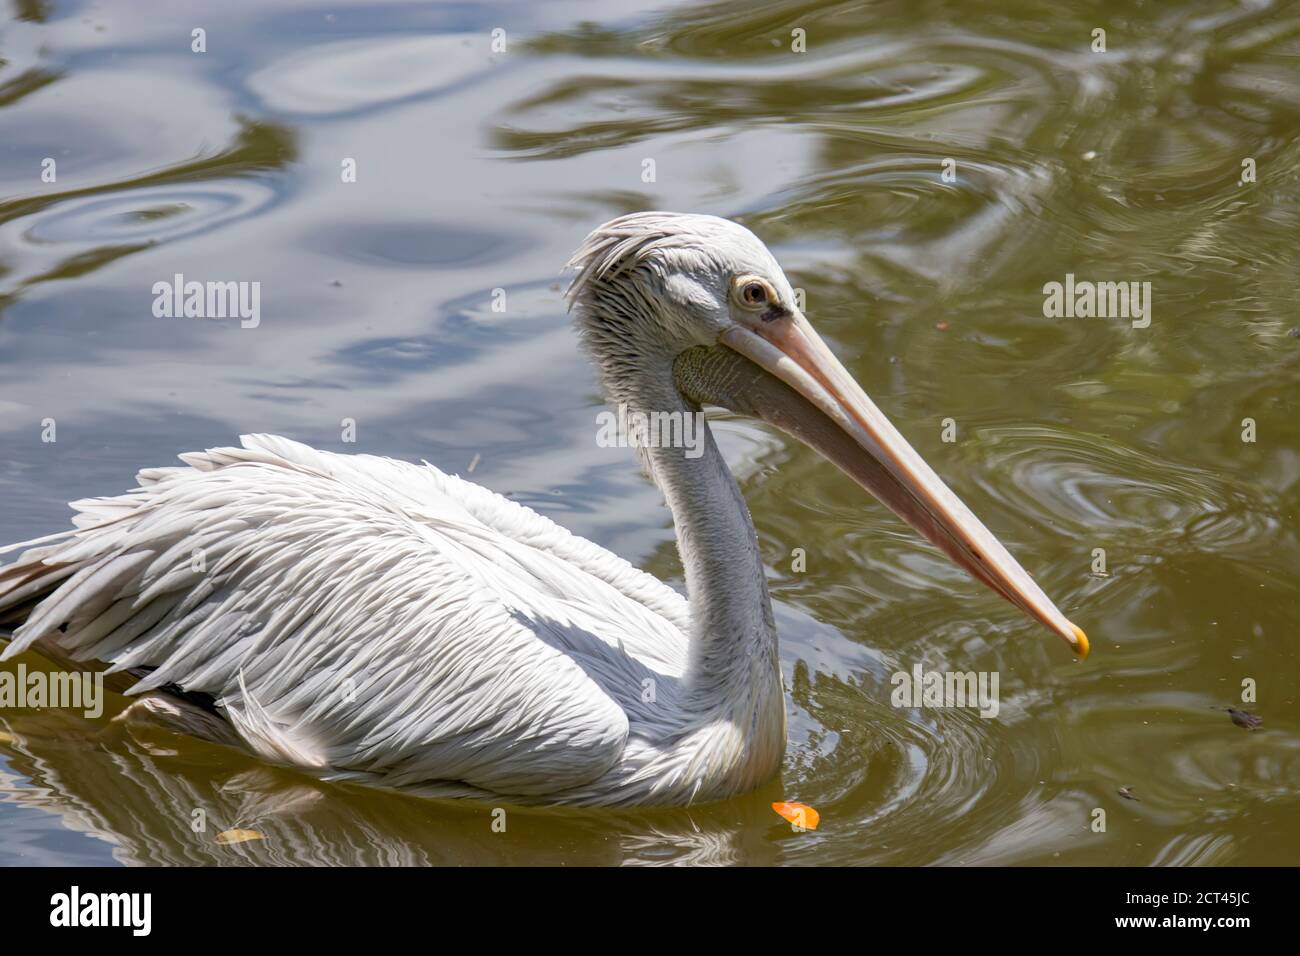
[{"xmin": 567, "ymin": 211, "xmax": 1088, "ymax": 658}]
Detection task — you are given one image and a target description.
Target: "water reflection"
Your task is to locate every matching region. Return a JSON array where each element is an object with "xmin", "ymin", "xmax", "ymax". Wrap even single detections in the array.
[
  {"xmin": 0, "ymin": 118, "xmax": 295, "ymax": 310},
  {"xmin": 0, "ymin": 706, "xmax": 781, "ymax": 866}
]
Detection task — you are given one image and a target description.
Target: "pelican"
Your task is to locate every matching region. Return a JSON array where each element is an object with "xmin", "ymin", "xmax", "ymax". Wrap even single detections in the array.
[{"xmin": 0, "ymin": 212, "xmax": 1087, "ymax": 807}]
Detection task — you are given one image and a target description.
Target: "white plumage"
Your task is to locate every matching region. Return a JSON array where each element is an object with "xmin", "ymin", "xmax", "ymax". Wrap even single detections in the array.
[
  {"xmin": 0, "ymin": 434, "xmax": 786, "ymax": 805},
  {"xmin": 0, "ymin": 212, "xmax": 1084, "ymax": 808}
]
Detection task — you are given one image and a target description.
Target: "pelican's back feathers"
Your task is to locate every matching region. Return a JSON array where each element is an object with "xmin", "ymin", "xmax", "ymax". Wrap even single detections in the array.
[{"xmin": 0, "ymin": 435, "xmax": 691, "ymax": 798}]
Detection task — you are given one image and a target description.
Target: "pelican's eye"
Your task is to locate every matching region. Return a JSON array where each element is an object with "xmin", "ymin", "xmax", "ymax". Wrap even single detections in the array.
[{"xmin": 733, "ymin": 276, "xmax": 773, "ymax": 311}]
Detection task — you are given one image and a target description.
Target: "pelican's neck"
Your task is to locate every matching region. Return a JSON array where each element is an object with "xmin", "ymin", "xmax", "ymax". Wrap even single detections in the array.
[{"xmin": 620, "ymin": 366, "xmax": 781, "ymax": 706}]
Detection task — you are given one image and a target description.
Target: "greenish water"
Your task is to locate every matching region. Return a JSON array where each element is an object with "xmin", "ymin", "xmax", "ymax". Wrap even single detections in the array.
[{"xmin": 0, "ymin": 0, "xmax": 1298, "ymax": 865}]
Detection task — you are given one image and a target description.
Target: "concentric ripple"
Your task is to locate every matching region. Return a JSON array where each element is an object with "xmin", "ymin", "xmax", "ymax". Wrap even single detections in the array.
[{"xmin": 22, "ymin": 182, "xmax": 278, "ymax": 247}]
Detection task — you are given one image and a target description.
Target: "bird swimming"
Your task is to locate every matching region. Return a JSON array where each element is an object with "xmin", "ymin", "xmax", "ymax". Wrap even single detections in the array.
[{"xmin": 0, "ymin": 212, "xmax": 1088, "ymax": 807}]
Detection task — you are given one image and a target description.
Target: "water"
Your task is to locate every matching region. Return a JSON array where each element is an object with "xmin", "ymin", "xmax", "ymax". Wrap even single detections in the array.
[{"xmin": 1, "ymin": 0, "xmax": 1298, "ymax": 865}]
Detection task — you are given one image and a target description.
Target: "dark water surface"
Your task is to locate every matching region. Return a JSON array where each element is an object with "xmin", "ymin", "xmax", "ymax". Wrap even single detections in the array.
[{"xmin": 1, "ymin": 0, "xmax": 1298, "ymax": 865}]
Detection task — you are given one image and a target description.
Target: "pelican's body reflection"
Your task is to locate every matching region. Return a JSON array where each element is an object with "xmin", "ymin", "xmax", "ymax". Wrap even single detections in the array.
[{"xmin": 0, "ymin": 656, "xmax": 782, "ymax": 866}]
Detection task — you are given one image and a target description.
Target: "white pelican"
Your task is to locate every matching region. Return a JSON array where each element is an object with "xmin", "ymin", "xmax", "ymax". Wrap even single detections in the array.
[{"xmin": 0, "ymin": 212, "xmax": 1087, "ymax": 807}]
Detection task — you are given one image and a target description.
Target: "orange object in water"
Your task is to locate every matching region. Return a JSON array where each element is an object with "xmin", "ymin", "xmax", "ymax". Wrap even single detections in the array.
[{"xmin": 772, "ymin": 802, "xmax": 820, "ymax": 830}]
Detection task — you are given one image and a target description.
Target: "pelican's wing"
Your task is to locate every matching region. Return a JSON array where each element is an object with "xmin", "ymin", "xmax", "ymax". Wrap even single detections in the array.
[{"xmin": 0, "ymin": 435, "xmax": 686, "ymax": 796}]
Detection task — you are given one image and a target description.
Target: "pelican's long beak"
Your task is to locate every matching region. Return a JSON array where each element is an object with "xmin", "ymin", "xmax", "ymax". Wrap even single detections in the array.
[{"xmin": 717, "ymin": 312, "xmax": 1088, "ymax": 658}]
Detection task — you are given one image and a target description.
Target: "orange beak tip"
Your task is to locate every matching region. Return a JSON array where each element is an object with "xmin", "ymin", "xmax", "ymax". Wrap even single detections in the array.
[{"xmin": 1069, "ymin": 623, "xmax": 1090, "ymax": 660}]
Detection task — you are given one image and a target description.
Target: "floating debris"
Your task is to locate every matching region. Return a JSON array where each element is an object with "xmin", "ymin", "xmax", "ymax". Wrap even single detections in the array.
[
  {"xmin": 1118, "ymin": 787, "xmax": 1140, "ymax": 802},
  {"xmin": 772, "ymin": 801, "xmax": 819, "ymax": 830},
  {"xmin": 1227, "ymin": 708, "xmax": 1262, "ymax": 731},
  {"xmin": 936, "ymin": 320, "xmax": 950, "ymax": 332},
  {"xmin": 215, "ymin": 828, "xmax": 266, "ymax": 845},
  {"xmin": 467, "ymin": 453, "xmax": 481, "ymax": 474}
]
